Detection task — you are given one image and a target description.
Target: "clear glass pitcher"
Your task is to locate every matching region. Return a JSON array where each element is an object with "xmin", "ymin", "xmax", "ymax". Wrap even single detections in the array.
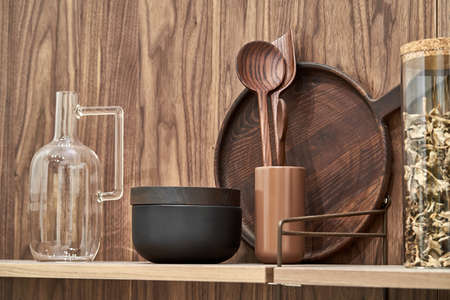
[{"xmin": 29, "ymin": 91, "xmax": 123, "ymax": 261}]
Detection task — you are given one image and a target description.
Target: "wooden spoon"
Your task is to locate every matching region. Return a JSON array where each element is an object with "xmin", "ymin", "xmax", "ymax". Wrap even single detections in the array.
[
  {"xmin": 236, "ymin": 41, "xmax": 286, "ymax": 166},
  {"xmin": 271, "ymin": 30, "xmax": 296, "ymax": 165},
  {"xmin": 276, "ymin": 99, "xmax": 288, "ymax": 165}
]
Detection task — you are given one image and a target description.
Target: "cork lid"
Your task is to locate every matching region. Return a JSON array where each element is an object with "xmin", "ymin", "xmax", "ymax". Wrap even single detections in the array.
[{"xmin": 401, "ymin": 38, "xmax": 450, "ymax": 61}]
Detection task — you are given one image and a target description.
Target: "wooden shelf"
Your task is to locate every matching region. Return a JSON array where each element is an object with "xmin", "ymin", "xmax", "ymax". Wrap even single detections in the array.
[
  {"xmin": 0, "ymin": 260, "xmax": 272, "ymax": 283},
  {"xmin": 1, "ymin": 260, "xmax": 449, "ymax": 290},
  {"xmin": 274, "ymin": 265, "xmax": 450, "ymax": 290}
]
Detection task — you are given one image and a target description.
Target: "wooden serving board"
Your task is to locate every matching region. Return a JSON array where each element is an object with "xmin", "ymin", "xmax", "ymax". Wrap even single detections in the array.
[{"xmin": 214, "ymin": 62, "xmax": 400, "ymax": 261}]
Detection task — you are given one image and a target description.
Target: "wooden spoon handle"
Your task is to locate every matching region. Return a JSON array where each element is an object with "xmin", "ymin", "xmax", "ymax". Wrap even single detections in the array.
[
  {"xmin": 271, "ymin": 91, "xmax": 281, "ymax": 165},
  {"xmin": 277, "ymin": 98, "xmax": 288, "ymax": 166},
  {"xmin": 257, "ymin": 91, "xmax": 272, "ymax": 166}
]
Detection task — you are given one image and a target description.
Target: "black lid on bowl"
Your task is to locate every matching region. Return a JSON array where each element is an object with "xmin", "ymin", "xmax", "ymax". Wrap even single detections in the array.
[{"xmin": 130, "ymin": 186, "xmax": 240, "ymax": 206}]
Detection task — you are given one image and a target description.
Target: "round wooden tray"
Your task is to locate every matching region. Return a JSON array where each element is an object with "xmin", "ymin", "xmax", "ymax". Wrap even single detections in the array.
[{"xmin": 214, "ymin": 62, "xmax": 400, "ymax": 261}]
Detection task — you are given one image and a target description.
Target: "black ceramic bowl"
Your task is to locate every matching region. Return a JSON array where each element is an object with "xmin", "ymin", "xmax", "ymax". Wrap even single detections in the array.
[{"xmin": 131, "ymin": 186, "xmax": 241, "ymax": 263}]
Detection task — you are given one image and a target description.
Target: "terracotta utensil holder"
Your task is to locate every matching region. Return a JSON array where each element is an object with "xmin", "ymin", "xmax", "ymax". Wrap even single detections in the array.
[{"xmin": 255, "ymin": 166, "xmax": 305, "ymax": 263}]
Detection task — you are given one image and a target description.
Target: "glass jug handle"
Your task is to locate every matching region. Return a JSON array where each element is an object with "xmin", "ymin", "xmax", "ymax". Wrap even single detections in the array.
[{"xmin": 76, "ymin": 105, "xmax": 124, "ymax": 202}]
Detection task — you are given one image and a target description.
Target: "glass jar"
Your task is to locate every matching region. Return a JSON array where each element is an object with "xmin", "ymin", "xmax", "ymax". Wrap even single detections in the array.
[
  {"xmin": 29, "ymin": 91, "xmax": 124, "ymax": 261},
  {"xmin": 401, "ymin": 38, "xmax": 450, "ymax": 267}
]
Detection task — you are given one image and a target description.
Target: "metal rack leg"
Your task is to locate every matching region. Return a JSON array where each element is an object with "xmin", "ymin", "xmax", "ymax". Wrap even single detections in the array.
[
  {"xmin": 275, "ymin": 195, "xmax": 391, "ymax": 300},
  {"xmin": 383, "ymin": 196, "xmax": 390, "ymax": 300}
]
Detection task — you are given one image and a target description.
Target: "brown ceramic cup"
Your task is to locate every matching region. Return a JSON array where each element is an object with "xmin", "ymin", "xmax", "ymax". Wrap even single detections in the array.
[{"xmin": 255, "ymin": 166, "xmax": 305, "ymax": 263}]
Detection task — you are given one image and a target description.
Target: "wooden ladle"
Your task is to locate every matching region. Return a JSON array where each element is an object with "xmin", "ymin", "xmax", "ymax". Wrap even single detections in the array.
[
  {"xmin": 236, "ymin": 41, "xmax": 286, "ymax": 166},
  {"xmin": 271, "ymin": 30, "xmax": 296, "ymax": 165}
]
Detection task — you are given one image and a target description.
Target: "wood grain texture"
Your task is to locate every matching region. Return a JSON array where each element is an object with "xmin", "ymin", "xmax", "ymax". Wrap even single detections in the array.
[
  {"xmin": 0, "ymin": 0, "xmax": 445, "ymax": 299},
  {"xmin": 3, "ymin": 260, "xmax": 450, "ymax": 290},
  {"xmin": 388, "ymin": 288, "xmax": 438, "ymax": 300},
  {"xmin": 274, "ymin": 265, "xmax": 450, "ymax": 289},
  {"xmin": 265, "ymin": 0, "xmax": 435, "ymax": 269},
  {"xmin": 137, "ymin": 0, "xmax": 216, "ymax": 188},
  {"xmin": 438, "ymin": 0, "xmax": 449, "ymax": 38},
  {"xmin": 1, "ymin": 0, "xmax": 138, "ymax": 260},
  {"xmin": 0, "ymin": 260, "xmax": 271, "ymax": 283},
  {"xmin": 0, "ymin": 0, "xmax": 137, "ymax": 300},
  {"xmin": 276, "ymin": 99, "xmax": 288, "ymax": 165},
  {"xmin": 215, "ymin": 63, "xmax": 398, "ymax": 261},
  {"xmin": 439, "ymin": 290, "xmax": 450, "ymax": 300},
  {"xmin": 271, "ymin": 30, "xmax": 296, "ymax": 166},
  {"xmin": 0, "ymin": 0, "xmax": 10, "ymax": 264},
  {"xmin": 302, "ymin": 286, "xmax": 384, "ymax": 300},
  {"xmin": 236, "ymin": 41, "xmax": 285, "ymax": 166},
  {"xmin": 6, "ymin": 278, "xmax": 130, "ymax": 300}
]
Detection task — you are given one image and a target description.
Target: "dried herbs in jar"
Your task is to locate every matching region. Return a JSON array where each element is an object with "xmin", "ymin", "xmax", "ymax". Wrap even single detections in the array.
[{"xmin": 401, "ymin": 38, "xmax": 450, "ymax": 268}]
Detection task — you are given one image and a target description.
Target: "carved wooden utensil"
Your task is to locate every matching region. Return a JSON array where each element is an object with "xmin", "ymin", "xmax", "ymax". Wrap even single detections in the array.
[
  {"xmin": 276, "ymin": 99, "xmax": 288, "ymax": 165},
  {"xmin": 236, "ymin": 41, "xmax": 286, "ymax": 166},
  {"xmin": 272, "ymin": 30, "xmax": 296, "ymax": 165}
]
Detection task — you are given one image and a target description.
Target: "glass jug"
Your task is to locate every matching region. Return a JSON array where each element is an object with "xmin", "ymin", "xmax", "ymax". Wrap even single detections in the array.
[{"xmin": 29, "ymin": 91, "xmax": 123, "ymax": 261}]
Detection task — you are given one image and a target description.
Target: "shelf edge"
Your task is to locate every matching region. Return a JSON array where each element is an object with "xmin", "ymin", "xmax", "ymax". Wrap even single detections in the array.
[{"xmin": 0, "ymin": 260, "xmax": 272, "ymax": 283}]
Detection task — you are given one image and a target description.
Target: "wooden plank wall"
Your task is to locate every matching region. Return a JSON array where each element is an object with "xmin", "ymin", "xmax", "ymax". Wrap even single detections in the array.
[{"xmin": 0, "ymin": 0, "xmax": 448, "ymax": 299}]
